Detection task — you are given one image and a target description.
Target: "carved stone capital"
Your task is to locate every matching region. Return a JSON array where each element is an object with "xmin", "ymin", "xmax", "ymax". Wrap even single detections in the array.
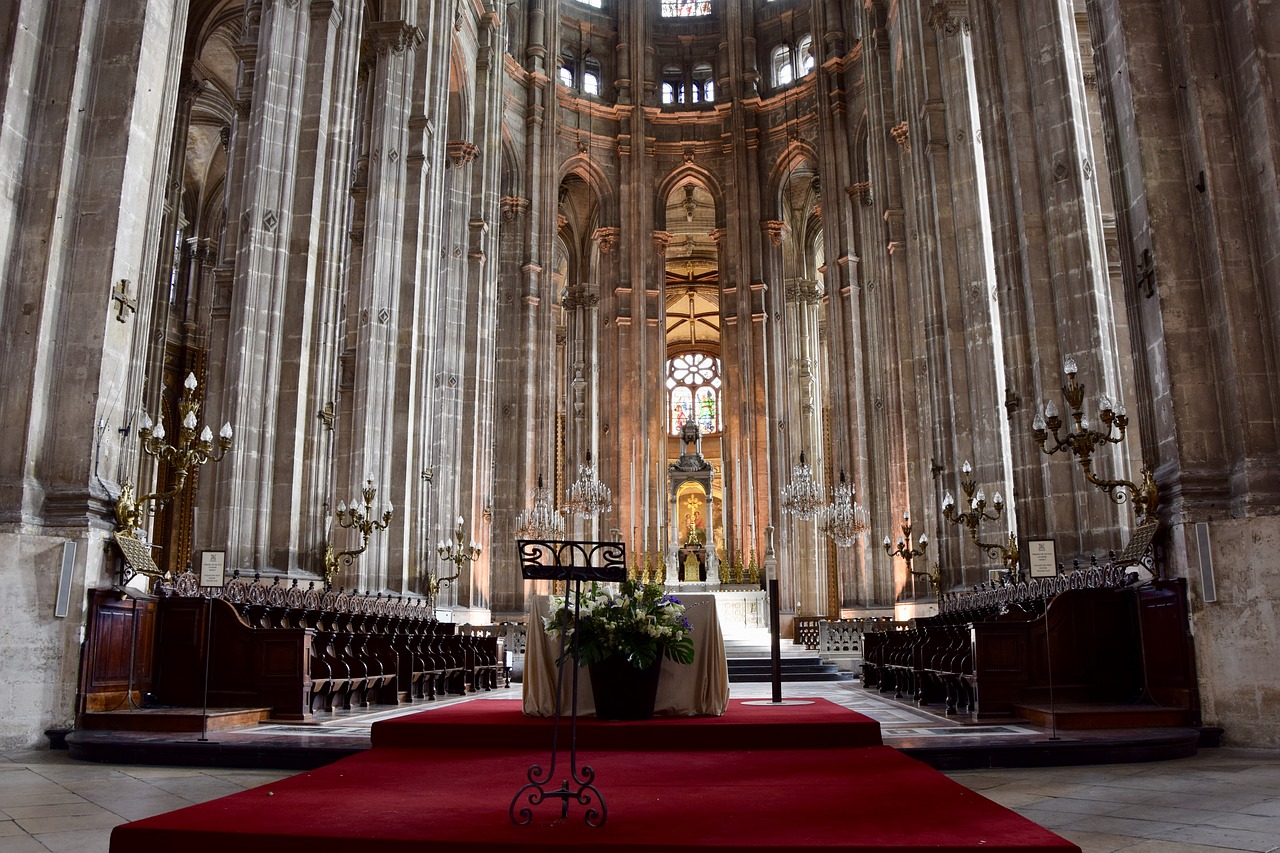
[
  {"xmin": 848, "ymin": 182, "xmax": 873, "ymax": 206},
  {"xmin": 785, "ymin": 279, "xmax": 824, "ymax": 305},
  {"xmin": 762, "ymin": 220, "xmax": 788, "ymax": 246},
  {"xmin": 179, "ymin": 73, "xmax": 205, "ymax": 104},
  {"xmin": 927, "ymin": 2, "xmax": 970, "ymax": 35},
  {"xmin": 365, "ymin": 21, "xmax": 424, "ymax": 56},
  {"xmin": 593, "ymin": 227, "xmax": 620, "ymax": 253},
  {"xmin": 501, "ymin": 196, "xmax": 530, "ymax": 222},
  {"xmin": 445, "ymin": 140, "xmax": 479, "ymax": 168},
  {"xmin": 890, "ymin": 121, "xmax": 910, "ymax": 151},
  {"xmin": 652, "ymin": 230, "xmax": 674, "ymax": 255}
]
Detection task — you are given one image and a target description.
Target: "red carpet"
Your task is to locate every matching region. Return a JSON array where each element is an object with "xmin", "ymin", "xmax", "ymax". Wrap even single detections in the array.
[
  {"xmin": 110, "ymin": 698, "xmax": 1079, "ymax": 852},
  {"xmin": 372, "ymin": 698, "xmax": 884, "ymax": 751}
]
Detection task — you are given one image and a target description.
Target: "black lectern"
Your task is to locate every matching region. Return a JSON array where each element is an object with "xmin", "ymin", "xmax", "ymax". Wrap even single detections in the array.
[{"xmin": 509, "ymin": 539, "xmax": 626, "ymax": 827}]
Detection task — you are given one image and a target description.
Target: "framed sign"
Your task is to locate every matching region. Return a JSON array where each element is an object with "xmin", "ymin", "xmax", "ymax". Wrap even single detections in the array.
[
  {"xmin": 1027, "ymin": 538, "xmax": 1057, "ymax": 578},
  {"xmin": 199, "ymin": 550, "xmax": 227, "ymax": 588}
]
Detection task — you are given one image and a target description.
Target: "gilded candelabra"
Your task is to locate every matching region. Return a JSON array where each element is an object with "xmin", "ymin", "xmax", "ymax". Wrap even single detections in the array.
[
  {"xmin": 942, "ymin": 461, "xmax": 1020, "ymax": 579},
  {"xmin": 432, "ymin": 516, "xmax": 480, "ymax": 608},
  {"xmin": 323, "ymin": 479, "xmax": 393, "ymax": 588},
  {"xmin": 1032, "ymin": 357, "xmax": 1158, "ymax": 522},
  {"xmin": 883, "ymin": 511, "xmax": 938, "ymax": 596},
  {"xmin": 115, "ymin": 372, "xmax": 233, "ymax": 537}
]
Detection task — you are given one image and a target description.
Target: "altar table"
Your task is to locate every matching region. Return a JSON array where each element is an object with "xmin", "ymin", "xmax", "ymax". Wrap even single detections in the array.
[{"xmin": 522, "ymin": 592, "xmax": 730, "ymax": 717}]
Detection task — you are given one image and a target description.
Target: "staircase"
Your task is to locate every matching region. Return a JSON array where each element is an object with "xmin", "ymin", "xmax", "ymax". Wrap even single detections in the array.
[{"xmin": 721, "ymin": 625, "xmax": 855, "ymax": 683}]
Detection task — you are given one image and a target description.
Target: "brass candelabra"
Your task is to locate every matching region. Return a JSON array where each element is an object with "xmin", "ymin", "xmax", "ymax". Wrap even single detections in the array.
[
  {"xmin": 323, "ymin": 479, "xmax": 393, "ymax": 588},
  {"xmin": 115, "ymin": 372, "xmax": 233, "ymax": 536},
  {"xmin": 432, "ymin": 516, "xmax": 480, "ymax": 608},
  {"xmin": 1031, "ymin": 357, "xmax": 1158, "ymax": 522},
  {"xmin": 883, "ymin": 510, "xmax": 938, "ymax": 596},
  {"xmin": 941, "ymin": 460, "xmax": 1020, "ymax": 578}
]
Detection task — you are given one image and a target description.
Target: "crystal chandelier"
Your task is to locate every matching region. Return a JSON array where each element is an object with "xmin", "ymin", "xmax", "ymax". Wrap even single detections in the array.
[
  {"xmin": 515, "ymin": 476, "xmax": 565, "ymax": 541},
  {"xmin": 564, "ymin": 451, "xmax": 612, "ymax": 519},
  {"xmin": 818, "ymin": 470, "xmax": 869, "ymax": 547},
  {"xmin": 779, "ymin": 450, "xmax": 824, "ymax": 520}
]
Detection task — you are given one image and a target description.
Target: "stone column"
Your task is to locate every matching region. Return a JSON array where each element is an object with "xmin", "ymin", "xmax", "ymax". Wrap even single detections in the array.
[
  {"xmin": 216, "ymin": 0, "xmax": 316, "ymax": 572},
  {"xmin": 705, "ymin": 492, "xmax": 720, "ymax": 584},
  {"xmin": 1085, "ymin": 0, "xmax": 1280, "ymax": 747},
  {"xmin": 0, "ymin": 0, "xmax": 188, "ymax": 748},
  {"xmin": 344, "ymin": 19, "xmax": 423, "ymax": 591}
]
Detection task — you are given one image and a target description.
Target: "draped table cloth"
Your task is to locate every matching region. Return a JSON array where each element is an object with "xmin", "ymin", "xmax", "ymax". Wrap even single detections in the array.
[{"xmin": 522, "ymin": 592, "xmax": 730, "ymax": 717}]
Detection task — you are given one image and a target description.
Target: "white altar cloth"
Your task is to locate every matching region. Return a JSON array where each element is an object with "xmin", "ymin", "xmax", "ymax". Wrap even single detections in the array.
[{"xmin": 522, "ymin": 592, "xmax": 730, "ymax": 717}]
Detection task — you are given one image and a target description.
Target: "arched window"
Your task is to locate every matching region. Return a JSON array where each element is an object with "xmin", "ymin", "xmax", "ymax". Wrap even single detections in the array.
[
  {"xmin": 558, "ymin": 64, "xmax": 574, "ymax": 88},
  {"xmin": 667, "ymin": 353, "xmax": 723, "ymax": 435},
  {"xmin": 583, "ymin": 57, "xmax": 602, "ymax": 95},
  {"xmin": 798, "ymin": 34, "xmax": 815, "ymax": 76},
  {"xmin": 669, "ymin": 386, "xmax": 694, "ymax": 432},
  {"xmin": 662, "ymin": 65, "xmax": 684, "ymax": 103},
  {"xmin": 692, "ymin": 63, "xmax": 714, "ymax": 103},
  {"xmin": 771, "ymin": 45, "xmax": 793, "ymax": 86},
  {"xmin": 661, "ymin": 0, "xmax": 711, "ymax": 16}
]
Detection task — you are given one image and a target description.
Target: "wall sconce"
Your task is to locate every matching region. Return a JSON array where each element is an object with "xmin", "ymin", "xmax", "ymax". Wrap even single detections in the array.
[
  {"xmin": 883, "ymin": 510, "xmax": 937, "ymax": 596},
  {"xmin": 1031, "ymin": 357, "xmax": 1158, "ymax": 522},
  {"xmin": 942, "ymin": 460, "xmax": 1019, "ymax": 579},
  {"xmin": 323, "ymin": 479, "xmax": 393, "ymax": 588}
]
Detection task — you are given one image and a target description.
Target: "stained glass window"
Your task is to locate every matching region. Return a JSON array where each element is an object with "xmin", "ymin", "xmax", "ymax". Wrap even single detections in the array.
[
  {"xmin": 667, "ymin": 353, "xmax": 722, "ymax": 435},
  {"xmin": 670, "ymin": 386, "xmax": 693, "ymax": 433},
  {"xmin": 661, "ymin": 0, "xmax": 711, "ymax": 18}
]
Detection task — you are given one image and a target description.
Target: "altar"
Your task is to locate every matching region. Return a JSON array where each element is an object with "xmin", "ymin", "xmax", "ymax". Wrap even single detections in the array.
[{"xmin": 522, "ymin": 592, "xmax": 730, "ymax": 717}]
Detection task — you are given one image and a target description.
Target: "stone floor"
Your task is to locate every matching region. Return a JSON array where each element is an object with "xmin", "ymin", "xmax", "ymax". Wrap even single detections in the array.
[{"xmin": 4, "ymin": 682, "xmax": 1278, "ymax": 853}]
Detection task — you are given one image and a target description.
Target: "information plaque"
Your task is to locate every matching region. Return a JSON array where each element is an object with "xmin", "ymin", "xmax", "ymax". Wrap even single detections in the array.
[
  {"xmin": 199, "ymin": 550, "xmax": 226, "ymax": 588},
  {"xmin": 1027, "ymin": 538, "xmax": 1057, "ymax": 578}
]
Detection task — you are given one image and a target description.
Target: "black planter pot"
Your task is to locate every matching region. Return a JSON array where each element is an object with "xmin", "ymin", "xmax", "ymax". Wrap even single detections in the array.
[{"xmin": 587, "ymin": 655, "xmax": 663, "ymax": 720}]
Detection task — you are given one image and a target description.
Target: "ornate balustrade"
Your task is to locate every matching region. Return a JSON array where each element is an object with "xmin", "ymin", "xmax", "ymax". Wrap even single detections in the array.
[{"xmin": 936, "ymin": 557, "xmax": 1134, "ymax": 617}]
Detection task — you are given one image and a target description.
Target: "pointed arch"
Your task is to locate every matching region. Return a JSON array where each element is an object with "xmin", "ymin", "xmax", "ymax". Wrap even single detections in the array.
[
  {"xmin": 556, "ymin": 152, "xmax": 617, "ymax": 228},
  {"xmin": 653, "ymin": 163, "xmax": 725, "ymax": 231}
]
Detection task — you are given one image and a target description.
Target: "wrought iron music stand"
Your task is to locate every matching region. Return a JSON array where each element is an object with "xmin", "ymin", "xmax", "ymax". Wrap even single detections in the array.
[{"xmin": 510, "ymin": 539, "xmax": 626, "ymax": 828}]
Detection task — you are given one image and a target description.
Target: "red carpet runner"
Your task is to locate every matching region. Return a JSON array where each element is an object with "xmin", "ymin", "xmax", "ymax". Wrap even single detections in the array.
[{"xmin": 110, "ymin": 698, "xmax": 1079, "ymax": 852}]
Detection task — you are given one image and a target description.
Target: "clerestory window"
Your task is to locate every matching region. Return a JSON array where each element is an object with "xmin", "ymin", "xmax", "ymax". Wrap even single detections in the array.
[
  {"xmin": 661, "ymin": 62, "xmax": 715, "ymax": 105},
  {"xmin": 771, "ymin": 35, "xmax": 815, "ymax": 89}
]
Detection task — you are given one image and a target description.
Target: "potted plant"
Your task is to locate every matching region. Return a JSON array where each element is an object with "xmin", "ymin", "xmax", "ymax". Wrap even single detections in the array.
[{"xmin": 544, "ymin": 579, "xmax": 695, "ymax": 720}]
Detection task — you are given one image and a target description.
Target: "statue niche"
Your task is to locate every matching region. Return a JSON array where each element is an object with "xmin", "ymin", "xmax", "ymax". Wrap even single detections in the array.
[{"xmin": 669, "ymin": 419, "xmax": 716, "ymax": 583}]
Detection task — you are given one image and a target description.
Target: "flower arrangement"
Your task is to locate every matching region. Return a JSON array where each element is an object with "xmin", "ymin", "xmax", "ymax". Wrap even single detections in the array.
[{"xmin": 545, "ymin": 579, "xmax": 695, "ymax": 670}]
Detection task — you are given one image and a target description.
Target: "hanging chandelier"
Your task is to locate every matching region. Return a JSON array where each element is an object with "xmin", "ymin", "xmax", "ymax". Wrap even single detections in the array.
[
  {"xmin": 779, "ymin": 450, "xmax": 824, "ymax": 520},
  {"xmin": 565, "ymin": 451, "xmax": 613, "ymax": 519},
  {"xmin": 515, "ymin": 476, "xmax": 565, "ymax": 541},
  {"xmin": 819, "ymin": 470, "xmax": 869, "ymax": 547}
]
